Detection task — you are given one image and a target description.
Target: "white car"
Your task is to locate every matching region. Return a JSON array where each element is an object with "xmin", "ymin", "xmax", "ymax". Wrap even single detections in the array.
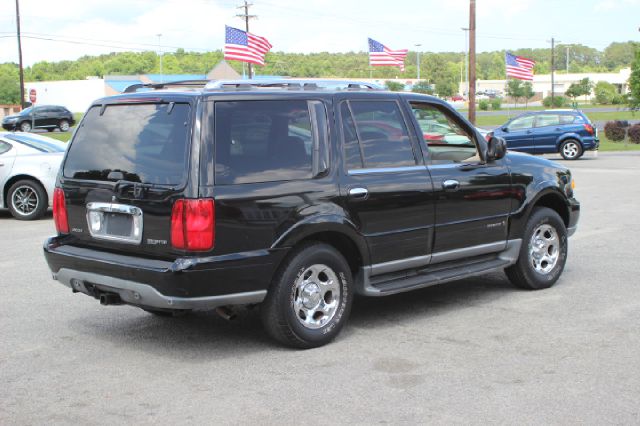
[{"xmin": 0, "ymin": 132, "xmax": 66, "ymax": 220}]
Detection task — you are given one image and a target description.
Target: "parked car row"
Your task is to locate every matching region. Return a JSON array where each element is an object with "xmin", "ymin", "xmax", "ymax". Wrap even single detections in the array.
[
  {"xmin": 2, "ymin": 105, "xmax": 75, "ymax": 133},
  {"xmin": 0, "ymin": 132, "xmax": 66, "ymax": 220}
]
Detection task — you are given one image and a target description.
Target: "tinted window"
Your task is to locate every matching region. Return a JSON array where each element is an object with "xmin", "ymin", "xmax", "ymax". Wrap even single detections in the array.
[
  {"xmin": 348, "ymin": 101, "xmax": 415, "ymax": 168},
  {"xmin": 535, "ymin": 114, "xmax": 560, "ymax": 127},
  {"xmin": 0, "ymin": 141, "xmax": 12, "ymax": 155},
  {"xmin": 508, "ymin": 116, "xmax": 535, "ymax": 130},
  {"xmin": 64, "ymin": 103, "xmax": 191, "ymax": 185},
  {"xmin": 340, "ymin": 103, "xmax": 363, "ymax": 169},
  {"xmin": 5, "ymin": 133, "xmax": 65, "ymax": 153},
  {"xmin": 214, "ymin": 100, "xmax": 313, "ymax": 185},
  {"xmin": 559, "ymin": 115, "xmax": 576, "ymax": 124}
]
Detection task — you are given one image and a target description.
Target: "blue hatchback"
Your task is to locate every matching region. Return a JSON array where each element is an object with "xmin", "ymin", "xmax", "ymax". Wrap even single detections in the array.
[{"xmin": 491, "ymin": 110, "xmax": 599, "ymax": 160}]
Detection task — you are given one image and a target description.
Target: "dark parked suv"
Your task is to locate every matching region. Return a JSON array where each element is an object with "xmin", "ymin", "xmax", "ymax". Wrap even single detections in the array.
[
  {"xmin": 491, "ymin": 109, "xmax": 598, "ymax": 160},
  {"xmin": 2, "ymin": 105, "xmax": 75, "ymax": 133},
  {"xmin": 43, "ymin": 80, "xmax": 580, "ymax": 348}
]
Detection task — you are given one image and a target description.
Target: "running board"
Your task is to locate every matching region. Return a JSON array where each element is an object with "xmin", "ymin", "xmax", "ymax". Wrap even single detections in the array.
[{"xmin": 356, "ymin": 240, "xmax": 521, "ymax": 297}]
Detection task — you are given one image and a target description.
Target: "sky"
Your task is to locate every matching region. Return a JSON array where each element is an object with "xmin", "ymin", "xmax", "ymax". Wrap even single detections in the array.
[{"xmin": 0, "ymin": 0, "xmax": 639, "ymax": 66}]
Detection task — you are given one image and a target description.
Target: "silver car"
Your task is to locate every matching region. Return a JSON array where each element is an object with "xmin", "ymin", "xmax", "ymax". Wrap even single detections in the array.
[{"xmin": 0, "ymin": 132, "xmax": 66, "ymax": 220}]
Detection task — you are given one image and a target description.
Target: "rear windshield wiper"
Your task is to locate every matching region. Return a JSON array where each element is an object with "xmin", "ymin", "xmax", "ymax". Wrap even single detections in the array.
[{"xmin": 114, "ymin": 180, "xmax": 177, "ymax": 199}]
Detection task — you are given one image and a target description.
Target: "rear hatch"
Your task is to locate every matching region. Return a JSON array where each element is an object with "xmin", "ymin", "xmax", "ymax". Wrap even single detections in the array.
[{"xmin": 59, "ymin": 96, "xmax": 196, "ymax": 258}]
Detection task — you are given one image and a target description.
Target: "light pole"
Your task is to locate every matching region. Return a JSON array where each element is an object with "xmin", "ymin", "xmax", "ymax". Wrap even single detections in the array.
[
  {"xmin": 415, "ymin": 43, "xmax": 422, "ymax": 80},
  {"xmin": 461, "ymin": 27, "xmax": 469, "ymax": 97},
  {"xmin": 157, "ymin": 33, "xmax": 163, "ymax": 83}
]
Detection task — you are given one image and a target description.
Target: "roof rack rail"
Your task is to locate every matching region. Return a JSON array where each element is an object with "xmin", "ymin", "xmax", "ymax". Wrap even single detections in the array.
[
  {"xmin": 123, "ymin": 80, "xmax": 210, "ymax": 93},
  {"xmin": 205, "ymin": 79, "xmax": 383, "ymax": 91}
]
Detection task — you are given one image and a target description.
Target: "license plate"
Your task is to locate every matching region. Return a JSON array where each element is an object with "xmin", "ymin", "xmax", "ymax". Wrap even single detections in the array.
[{"xmin": 105, "ymin": 213, "xmax": 133, "ymax": 237}]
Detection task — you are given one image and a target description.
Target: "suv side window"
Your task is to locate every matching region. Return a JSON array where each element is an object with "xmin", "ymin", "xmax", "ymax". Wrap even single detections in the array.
[
  {"xmin": 410, "ymin": 102, "xmax": 479, "ymax": 164},
  {"xmin": 508, "ymin": 116, "xmax": 535, "ymax": 131},
  {"xmin": 341, "ymin": 100, "xmax": 416, "ymax": 169},
  {"xmin": 214, "ymin": 100, "xmax": 314, "ymax": 185},
  {"xmin": 535, "ymin": 114, "xmax": 560, "ymax": 127}
]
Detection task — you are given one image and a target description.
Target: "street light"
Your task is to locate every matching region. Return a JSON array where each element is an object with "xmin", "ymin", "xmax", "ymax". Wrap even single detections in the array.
[
  {"xmin": 157, "ymin": 33, "xmax": 163, "ymax": 84},
  {"xmin": 461, "ymin": 27, "xmax": 469, "ymax": 97},
  {"xmin": 415, "ymin": 43, "xmax": 422, "ymax": 80}
]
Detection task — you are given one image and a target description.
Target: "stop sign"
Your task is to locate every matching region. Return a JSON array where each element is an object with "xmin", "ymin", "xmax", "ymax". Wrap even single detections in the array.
[{"xmin": 29, "ymin": 88, "xmax": 37, "ymax": 104}]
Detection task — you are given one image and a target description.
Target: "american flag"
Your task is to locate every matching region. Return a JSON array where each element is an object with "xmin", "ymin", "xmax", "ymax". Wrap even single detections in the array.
[
  {"xmin": 368, "ymin": 38, "xmax": 408, "ymax": 71},
  {"xmin": 505, "ymin": 52, "xmax": 535, "ymax": 81},
  {"xmin": 224, "ymin": 26, "xmax": 272, "ymax": 66}
]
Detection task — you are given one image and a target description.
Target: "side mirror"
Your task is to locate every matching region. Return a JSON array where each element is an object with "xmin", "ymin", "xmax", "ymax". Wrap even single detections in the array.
[
  {"xmin": 501, "ymin": 126, "xmax": 509, "ymax": 132},
  {"xmin": 486, "ymin": 136, "xmax": 507, "ymax": 161}
]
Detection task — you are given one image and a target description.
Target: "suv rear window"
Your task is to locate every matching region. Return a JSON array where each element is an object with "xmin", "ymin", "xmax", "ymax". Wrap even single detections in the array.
[
  {"xmin": 214, "ymin": 100, "xmax": 313, "ymax": 185},
  {"xmin": 64, "ymin": 103, "xmax": 191, "ymax": 185}
]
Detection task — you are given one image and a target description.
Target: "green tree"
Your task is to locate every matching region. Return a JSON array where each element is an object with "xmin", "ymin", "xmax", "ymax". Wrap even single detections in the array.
[
  {"xmin": 594, "ymin": 81, "xmax": 617, "ymax": 104},
  {"xmin": 0, "ymin": 63, "xmax": 20, "ymax": 104},
  {"xmin": 603, "ymin": 41, "xmax": 638, "ymax": 70},
  {"xmin": 522, "ymin": 82, "xmax": 535, "ymax": 108},
  {"xmin": 505, "ymin": 79, "xmax": 525, "ymax": 107},
  {"xmin": 629, "ymin": 48, "xmax": 640, "ymax": 111}
]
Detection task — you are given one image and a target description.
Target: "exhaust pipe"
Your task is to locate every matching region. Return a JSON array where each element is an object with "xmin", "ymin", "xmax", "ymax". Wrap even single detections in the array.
[{"xmin": 99, "ymin": 293, "xmax": 122, "ymax": 306}]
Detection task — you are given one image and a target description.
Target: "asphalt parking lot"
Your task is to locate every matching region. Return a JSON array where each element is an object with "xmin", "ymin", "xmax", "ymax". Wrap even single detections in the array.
[{"xmin": 1, "ymin": 151, "xmax": 639, "ymax": 424}]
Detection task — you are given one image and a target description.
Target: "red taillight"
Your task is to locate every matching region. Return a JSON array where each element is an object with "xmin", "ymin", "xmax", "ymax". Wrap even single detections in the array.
[
  {"xmin": 584, "ymin": 124, "xmax": 594, "ymax": 135},
  {"xmin": 171, "ymin": 199, "xmax": 215, "ymax": 251},
  {"xmin": 53, "ymin": 188, "xmax": 69, "ymax": 234}
]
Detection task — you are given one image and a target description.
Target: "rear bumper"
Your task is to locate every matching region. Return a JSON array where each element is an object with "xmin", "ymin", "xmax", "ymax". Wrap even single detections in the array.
[
  {"xmin": 55, "ymin": 268, "xmax": 266, "ymax": 310},
  {"xmin": 44, "ymin": 236, "xmax": 287, "ymax": 309}
]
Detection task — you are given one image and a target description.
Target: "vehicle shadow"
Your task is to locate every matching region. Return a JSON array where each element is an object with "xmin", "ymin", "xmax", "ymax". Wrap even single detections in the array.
[
  {"xmin": 65, "ymin": 271, "xmax": 518, "ymax": 358},
  {"xmin": 0, "ymin": 210, "xmax": 53, "ymax": 220}
]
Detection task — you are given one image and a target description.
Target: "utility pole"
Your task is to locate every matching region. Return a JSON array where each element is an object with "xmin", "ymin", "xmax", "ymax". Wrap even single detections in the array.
[
  {"xmin": 15, "ymin": 0, "xmax": 25, "ymax": 109},
  {"xmin": 461, "ymin": 27, "xmax": 469, "ymax": 97},
  {"xmin": 550, "ymin": 37, "xmax": 555, "ymax": 106},
  {"xmin": 566, "ymin": 46, "xmax": 569, "ymax": 73},
  {"xmin": 468, "ymin": 0, "xmax": 476, "ymax": 125},
  {"xmin": 236, "ymin": 1, "xmax": 256, "ymax": 79},
  {"xmin": 415, "ymin": 44, "xmax": 422, "ymax": 80}
]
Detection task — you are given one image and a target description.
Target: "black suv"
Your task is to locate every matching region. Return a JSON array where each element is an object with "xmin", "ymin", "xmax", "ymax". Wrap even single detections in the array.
[
  {"xmin": 43, "ymin": 79, "xmax": 580, "ymax": 348},
  {"xmin": 2, "ymin": 105, "xmax": 75, "ymax": 132}
]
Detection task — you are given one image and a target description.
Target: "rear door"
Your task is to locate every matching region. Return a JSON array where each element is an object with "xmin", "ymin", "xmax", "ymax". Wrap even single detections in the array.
[
  {"xmin": 0, "ymin": 140, "xmax": 17, "ymax": 193},
  {"xmin": 337, "ymin": 96, "xmax": 435, "ymax": 268},
  {"xmin": 532, "ymin": 113, "xmax": 563, "ymax": 154},
  {"xmin": 60, "ymin": 98, "xmax": 196, "ymax": 258},
  {"xmin": 502, "ymin": 115, "xmax": 535, "ymax": 153}
]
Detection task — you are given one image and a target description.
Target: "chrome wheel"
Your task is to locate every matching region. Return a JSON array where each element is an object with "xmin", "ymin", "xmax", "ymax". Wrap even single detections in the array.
[
  {"xmin": 59, "ymin": 120, "xmax": 70, "ymax": 132},
  {"xmin": 11, "ymin": 184, "xmax": 39, "ymax": 216},
  {"xmin": 292, "ymin": 264, "xmax": 340, "ymax": 330},
  {"xmin": 528, "ymin": 224, "xmax": 560, "ymax": 274},
  {"xmin": 562, "ymin": 141, "xmax": 580, "ymax": 159},
  {"xmin": 20, "ymin": 121, "xmax": 32, "ymax": 132}
]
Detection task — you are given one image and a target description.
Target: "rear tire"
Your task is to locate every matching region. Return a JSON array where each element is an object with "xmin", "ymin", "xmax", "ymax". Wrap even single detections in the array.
[
  {"xmin": 559, "ymin": 139, "xmax": 582, "ymax": 160},
  {"xmin": 7, "ymin": 179, "xmax": 48, "ymax": 220},
  {"xmin": 261, "ymin": 242, "xmax": 353, "ymax": 349},
  {"xmin": 506, "ymin": 207, "xmax": 568, "ymax": 290},
  {"xmin": 59, "ymin": 120, "xmax": 70, "ymax": 132}
]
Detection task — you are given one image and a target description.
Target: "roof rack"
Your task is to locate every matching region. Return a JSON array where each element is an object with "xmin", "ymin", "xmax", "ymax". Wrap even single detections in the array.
[
  {"xmin": 123, "ymin": 80, "xmax": 209, "ymax": 93},
  {"xmin": 205, "ymin": 79, "xmax": 383, "ymax": 91}
]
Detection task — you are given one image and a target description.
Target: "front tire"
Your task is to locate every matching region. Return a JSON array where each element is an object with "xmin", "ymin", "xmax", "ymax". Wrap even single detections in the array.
[
  {"xmin": 560, "ymin": 139, "xmax": 582, "ymax": 160},
  {"xmin": 7, "ymin": 179, "xmax": 48, "ymax": 220},
  {"xmin": 506, "ymin": 207, "xmax": 568, "ymax": 290},
  {"xmin": 19, "ymin": 121, "xmax": 32, "ymax": 132},
  {"xmin": 261, "ymin": 242, "xmax": 354, "ymax": 349},
  {"xmin": 59, "ymin": 120, "xmax": 70, "ymax": 132}
]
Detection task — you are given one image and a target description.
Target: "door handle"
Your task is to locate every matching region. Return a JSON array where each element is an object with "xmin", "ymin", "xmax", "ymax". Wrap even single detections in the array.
[
  {"xmin": 349, "ymin": 187, "xmax": 369, "ymax": 200},
  {"xmin": 442, "ymin": 179, "xmax": 460, "ymax": 191},
  {"xmin": 526, "ymin": 130, "xmax": 533, "ymax": 134},
  {"xmin": 0, "ymin": 163, "xmax": 4, "ymax": 167}
]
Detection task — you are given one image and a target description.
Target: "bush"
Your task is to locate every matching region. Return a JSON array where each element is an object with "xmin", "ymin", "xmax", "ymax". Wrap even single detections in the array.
[
  {"xmin": 490, "ymin": 97, "xmax": 502, "ymax": 110},
  {"xmin": 542, "ymin": 95, "xmax": 567, "ymax": 108},
  {"xmin": 628, "ymin": 124, "xmax": 640, "ymax": 144},
  {"xmin": 385, "ymin": 81, "xmax": 405, "ymax": 92},
  {"xmin": 612, "ymin": 94, "xmax": 628, "ymax": 105},
  {"xmin": 604, "ymin": 120, "xmax": 627, "ymax": 141},
  {"xmin": 478, "ymin": 99, "xmax": 490, "ymax": 110}
]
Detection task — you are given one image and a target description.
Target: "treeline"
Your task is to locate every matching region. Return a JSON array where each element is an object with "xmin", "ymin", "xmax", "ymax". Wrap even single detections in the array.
[{"xmin": 0, "ymin": 41, "xmax": 637, "ymax": 104}]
